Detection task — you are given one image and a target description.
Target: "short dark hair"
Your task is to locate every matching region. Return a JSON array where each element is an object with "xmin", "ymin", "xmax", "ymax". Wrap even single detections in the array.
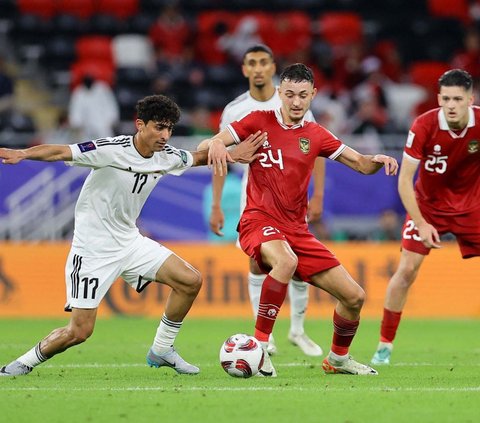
[
  {"xmin": 438, "ymin": 69, "xmax": 473, "ymax": 91},
  {"xmin": 243, "ymin": 44, "xmax": 274, "ymax": 61},
  {"xmin": 279, "ymin": 63, "xmax": 314, "ymax": 85},
  {"xmin": 136, "ymin": 95, "xmax": 181, "ymax": 125}
]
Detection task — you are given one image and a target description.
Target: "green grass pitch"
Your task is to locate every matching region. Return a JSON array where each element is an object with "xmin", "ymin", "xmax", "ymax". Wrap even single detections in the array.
[{"xmin": 0, "ymin": 317, "xmax": 479, "ymax": 423}]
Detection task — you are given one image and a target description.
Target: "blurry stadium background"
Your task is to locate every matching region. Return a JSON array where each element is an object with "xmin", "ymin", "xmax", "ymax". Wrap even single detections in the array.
[{"xmin": 1, "ymin": 0, "xmax": 480, "ymax": 318}]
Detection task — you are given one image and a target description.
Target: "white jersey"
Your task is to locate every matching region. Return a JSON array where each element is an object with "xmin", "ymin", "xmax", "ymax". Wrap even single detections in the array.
[
  {"xmin": 220, "ymin": 89, "xmax": 315, "ymax": 209},
  {"xmin": 67, "ymin": 135, "xmax": 193, "ymax": 256}
]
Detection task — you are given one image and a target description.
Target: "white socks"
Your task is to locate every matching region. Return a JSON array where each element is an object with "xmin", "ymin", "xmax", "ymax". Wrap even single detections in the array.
[
  {"xmin": 152, "ymin": 314, "xmax": 183, "ymax": 355},
  {"xmin": 289, "ymin": 280, "xmax": 308, "ymax": 335},
  {"xmin": 17, "ymin": 343, "xmax": 47, "ymax": 368},
  {"xmin": 248, "ymin": 273, "xmax": 309, "ymax": 335}
]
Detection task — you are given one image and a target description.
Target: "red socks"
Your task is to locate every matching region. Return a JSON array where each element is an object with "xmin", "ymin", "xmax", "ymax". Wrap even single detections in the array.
[
  {"xmin": 331, "ymin": 309, "xmax": 360, "ymax": 356},
  {"xmin": 254, "ymin": 275, "xmax": 288, "ymax": 342},
  {"xmin": 380, "ymin": 308, "xmax": 402, "ymax": 343}
]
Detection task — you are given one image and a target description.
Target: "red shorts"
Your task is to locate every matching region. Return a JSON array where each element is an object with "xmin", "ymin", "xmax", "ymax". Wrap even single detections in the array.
[
  {"xmin": 401, "ymin": 207, "xmax": 480, "ymax": 258},
  {"xmin": 238, "ymin": 214, "xmax": 340, "ymax": 282}
]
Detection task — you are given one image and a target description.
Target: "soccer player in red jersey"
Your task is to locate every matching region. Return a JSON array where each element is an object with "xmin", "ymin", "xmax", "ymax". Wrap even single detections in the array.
[
  {"xmin": 203, "ymin": 63, "xmax": 398, "ymax": 376},
  {"xmin": 371, "ymin": 69, "xmax": 480, "ymax": 365}
]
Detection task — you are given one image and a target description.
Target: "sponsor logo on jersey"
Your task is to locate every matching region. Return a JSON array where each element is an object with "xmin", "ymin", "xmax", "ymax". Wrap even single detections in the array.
[
  {"xmin": 406, "ymin": 130, "xmax": 415, "ymax": 148},
  {"xmin": 299, "ymin": 137, "xmax": 310, "ymax": 154},
  {"xmin": 468, "ymin": 140, "xmax": 479, "ymax": 154},
  {"xmin": 77, "ymin": 141, "xmax": 96, "ymax": 153},
  {"xmin": 433, "ymin": 144, "xmax": 442, "ymax": 155},
  {"xmin": 262, "ymin": 139, "xmax": 271, "ymax": 149}
]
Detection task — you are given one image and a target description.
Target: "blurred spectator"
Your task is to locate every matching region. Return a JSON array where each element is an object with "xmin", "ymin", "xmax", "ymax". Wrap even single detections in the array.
[
  {"xmin": 188, "ymin": 106, "xmax": 214, "ymax": 136},
  {"xmin": 370, "ymin": 209, "xmax": 402, "ymax": 241},
  {"xmin": 346, "ymin": 56, "xmax": 393, "ymax": 135},
  {"xmin": 451, "ymin": 27, "xmax": 480, "ymax": 80},
  {"xmin": 68, "ymin": 74, "xmax": 119, "ymax": 142},
  {"xmin": 40, "ymin": 111, "xmax": 78, "ymax": 145},
  {"xmin": 311, "ymin": 87, "xmax": 348, "ymax": 134},
  {"xmin": 148, "ymin": 1, "xmax": 192, "ymax": 65},
  {"xmin": 217, "ymin": 16, "xmax": 263, "ymax": 64}
]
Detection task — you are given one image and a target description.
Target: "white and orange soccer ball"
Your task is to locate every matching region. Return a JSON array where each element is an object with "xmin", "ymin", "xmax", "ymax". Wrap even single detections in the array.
[{"xmin": 219, "ymin": 334, "xmax": 264, "ymax": 378}]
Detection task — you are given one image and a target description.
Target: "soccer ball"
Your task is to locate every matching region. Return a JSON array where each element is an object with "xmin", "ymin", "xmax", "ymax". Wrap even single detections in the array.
[{"xmin": 219, "ymin": 334, "xmax": 264, "ymax": 378}]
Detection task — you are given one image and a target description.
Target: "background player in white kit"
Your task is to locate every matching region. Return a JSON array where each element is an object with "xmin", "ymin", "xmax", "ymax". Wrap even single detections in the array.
[
  {"xmin": 208, "ymin": 45, "xmax": 324, "ymax": 356},
  {"xmin": 0, "ymin": 94, "xmax": 264, "ymax": 377}
]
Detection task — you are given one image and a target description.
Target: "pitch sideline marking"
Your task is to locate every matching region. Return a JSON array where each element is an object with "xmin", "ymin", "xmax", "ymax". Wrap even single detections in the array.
[{"xmin": 1, "ymin": 386, "xmax": 479, "ymax": 392}]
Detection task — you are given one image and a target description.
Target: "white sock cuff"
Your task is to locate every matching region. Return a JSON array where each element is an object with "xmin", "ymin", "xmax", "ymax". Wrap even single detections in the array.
[
  {"xmin": 290, "ymin": 279, "xmax": 308, "ymax": 290},
  {"xmin": 248, "ymin": 272, "xmax": 266, "ymax": 286}
]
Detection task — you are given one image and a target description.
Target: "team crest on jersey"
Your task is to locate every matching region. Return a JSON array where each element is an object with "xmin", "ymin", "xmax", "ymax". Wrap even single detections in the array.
[
  {"xmin": 299, "ymin": 137, "xmax": 310, "ymax": 154},
  {"xmin": 467, "ymin": 140, "xmax": 479, "ymax": 154}
]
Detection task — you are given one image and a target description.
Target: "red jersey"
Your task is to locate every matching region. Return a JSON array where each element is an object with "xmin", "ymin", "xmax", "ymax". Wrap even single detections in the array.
[
  {"xmin": 228, "ymin": 109, "xmax": 345, "ymax": 226},
  {"xmin": 404, "ymin": 106, "xmax": 480, "ymax": 215}
]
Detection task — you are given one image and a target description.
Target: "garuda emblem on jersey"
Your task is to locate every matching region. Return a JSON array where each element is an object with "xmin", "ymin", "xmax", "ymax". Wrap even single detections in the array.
[
  {"xmin": 299, "ymin": 137, "xmax": 310, "ymax": 154},
  {"xmin": 467, "ymin": 140, "xmax": 479, "ymax": 154}
]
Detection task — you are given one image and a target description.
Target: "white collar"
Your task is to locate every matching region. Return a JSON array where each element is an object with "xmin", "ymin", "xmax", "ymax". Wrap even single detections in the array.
[
  {"xmin": 438, "ymin": 107, "xmax": 474, "ymax": 138},
  {"xmin": 274, "ymin": 109, "xmax": 306, "ymax": 129}
]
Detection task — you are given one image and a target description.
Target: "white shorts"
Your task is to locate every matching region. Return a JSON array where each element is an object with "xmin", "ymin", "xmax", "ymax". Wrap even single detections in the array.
[{"xmin": 64, "ymin": 236, "xmax": 172, "ymax": 310}]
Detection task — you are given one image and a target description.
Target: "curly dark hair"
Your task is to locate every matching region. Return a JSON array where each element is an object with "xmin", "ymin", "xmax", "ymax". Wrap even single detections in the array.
[
  {"xmin": 279, "ymin": 63, "xmax": 314, "ymax": 85},
  {"xmin": 136, "ymin": 95, "xmax": 181, "ymax": 126}
]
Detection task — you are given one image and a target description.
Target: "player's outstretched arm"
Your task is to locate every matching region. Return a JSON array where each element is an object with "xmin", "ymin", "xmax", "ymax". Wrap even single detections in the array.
[
  {"xmin": 336, "ymin": 147, "xmax": 398, "ymax": 175},
  {"xmin": 0, "ymin": 145, "xmax": 72, "ymax": 164}
]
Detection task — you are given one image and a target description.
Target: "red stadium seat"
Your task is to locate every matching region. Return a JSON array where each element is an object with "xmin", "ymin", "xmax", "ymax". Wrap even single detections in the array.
[
  {"xmin": 427, "ymin": 0, "xmax": 470, "ymax": 24},
  {"xmin": 57, "ymin": 0, "xmax": 96, "ymax": 19},
  {"xmin": 409, "ymin": 61, "xmax": 451, "ymax": 91},
  {"xmin": 70, "ymin": 60, "xmax": 115, "ymax": 89},
  {"xmin": 76, "ymin": 36, "xmax": 114, "ymax": 65},
  {"xmin": 260, "ymin": 11, "xmax": 311, "ymax": 59},
  {"xmin": 319, "ymin": 12, "xmax": 363, "ymax": 46},
  {"xmin": 96, "ymin": 0, "xmax": 139, "ymax": 20},
  {"xmin": 17, "ymin": 0, "xmax": 56, "ymax": 19}
]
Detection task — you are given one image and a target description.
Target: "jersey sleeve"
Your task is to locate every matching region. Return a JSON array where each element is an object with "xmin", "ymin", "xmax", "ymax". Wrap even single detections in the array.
[
  {"xmin": 162, "ymin": 146, "xmax": 194, "ymax": 176},
  {"xmin": 67, "ymin": 139, "xmax": 116, "ymax": 168},
  {"xmin": 316, "ymin": 125, "xmax": 346, "ymax": 159},
  {"xmin": 227, "ymin": 111, "xmax": 261, "ymax": 144},
  {"xmin": 403, "ymin": 117, "xmax": 427, "ymax": 162}
]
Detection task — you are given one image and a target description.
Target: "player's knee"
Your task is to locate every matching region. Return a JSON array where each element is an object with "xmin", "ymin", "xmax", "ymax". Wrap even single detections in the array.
[
  {"xmin": 184, "ymin": 268, "xmax": 203, "ymax": 297},
  {"xmin": 344, "ymin": 287, "xmax": 365, "ymax": 312},
  {"xmin": 395, "ymin": 264, "xmax": 419, "ymax": 287}
]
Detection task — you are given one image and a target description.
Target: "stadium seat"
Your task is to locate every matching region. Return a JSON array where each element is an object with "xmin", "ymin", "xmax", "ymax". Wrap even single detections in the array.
[
  {"xmin": 319, "ymin": 12, "xmax": 363, "ymax": 46},
  {"xmin": 97, "ymin": 0, "xmax": 139, "ymax": 20},
  {"xmin": 17, "ymin": 0, "xmax": 56, "ymax": 19},
  {"xmin": 260, "ymin": 11, "xmax": 312, "ymax": 59},
  {"xmin": 76, "ymin": 36, "xmax": 114, "ymax": 65},
  {"xmin": 427, "ymin": 0, "xmax": 470, "ymax": 24},
  {"xmin": 56, "ymin": 0, "xmax": 96, "ymax": 19},
  {"xmin": 70, "ymin": 60, "xmax": 115, "ymax": 89},
  {"xmin": 409, "ymin": 61, "xmax": 450, "ymax": 91},
  {"xmin": 112, "ymin": 34, "xmax": 155, "ymax": 70}
]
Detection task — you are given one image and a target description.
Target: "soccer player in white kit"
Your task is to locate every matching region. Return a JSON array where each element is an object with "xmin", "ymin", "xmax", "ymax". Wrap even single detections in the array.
[
  {"xmin": 208, "ymin": 45, "xmax": 324, "ymax": 356},
  {"xmin": 0, "ymin": 95, "xmax": 265, "ymax": 377}
]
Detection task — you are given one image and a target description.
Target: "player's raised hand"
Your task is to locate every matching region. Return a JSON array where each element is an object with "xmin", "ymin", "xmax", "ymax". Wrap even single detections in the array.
[
  {"xmin": 0, "ymin": 147, "xmax": 25, "ymax": 165},
  {"xmin": 231, "ymin": 131, "xmax": 267, "ymax": 164},
  {"xmin": 417, "ymin": 221, "xmax": 441, "ymax": 249},
  {"xmin": 372, "ymin": 154, "xmax": 399, "ymax": 176},
  {"xmin": 207, "ymin": 138, "xmax": 233, "ymax": 176}
]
